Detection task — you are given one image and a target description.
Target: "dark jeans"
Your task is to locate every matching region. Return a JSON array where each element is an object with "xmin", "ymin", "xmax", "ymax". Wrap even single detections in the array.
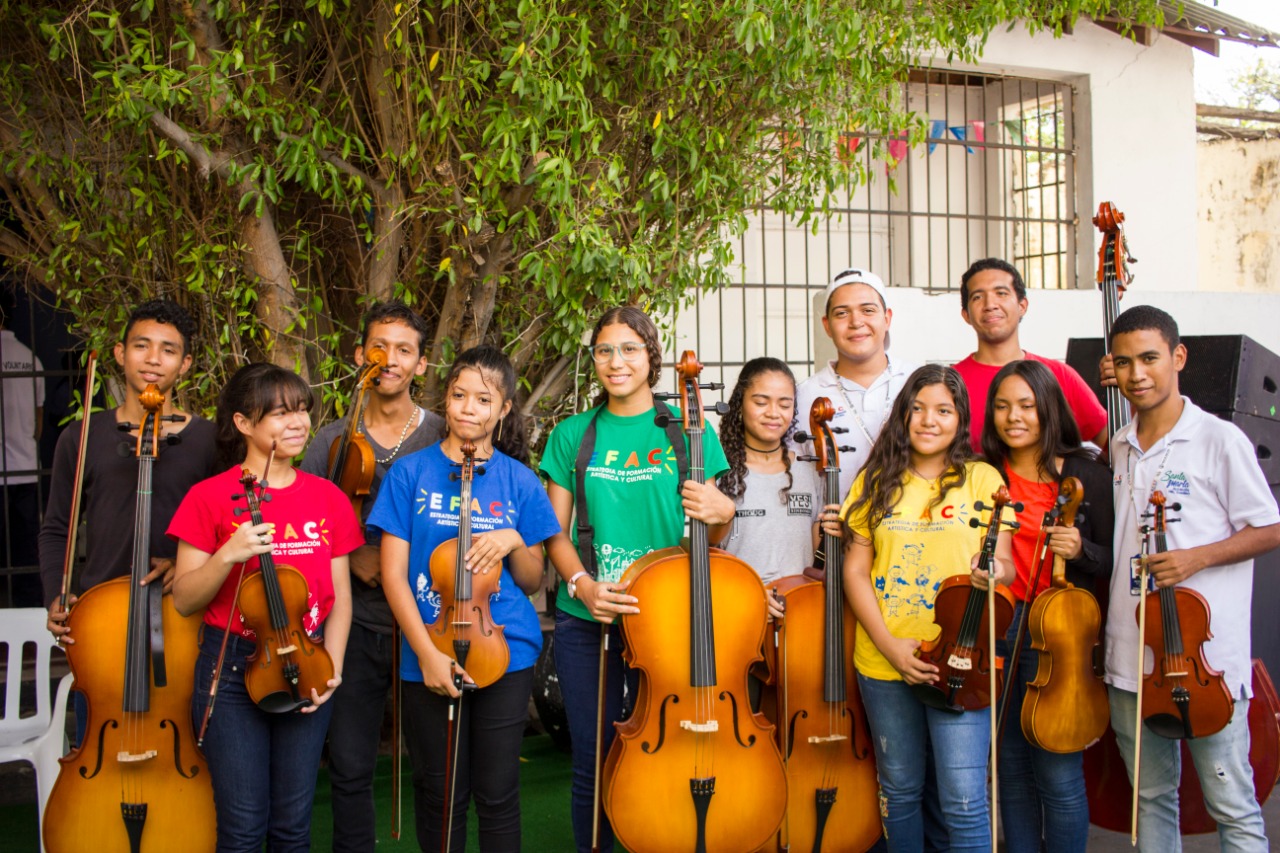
[
  {"xmin": 327, "ymin": 622, "xmax": 395, "ymax": 852},
  {"xmin": 997, "ymin": 602, "xmax": 1089, "ymax": 853},
  {"xmin": 402, "ymin": 667, "xmax": 534, "ymax": 853},
  {"xmin": 192, "ymin": 626, "xmax": 334, "ymax": 853},
  {"xmin": 552, "ymin": 609, "xmax": 637, "ymax": 853}
]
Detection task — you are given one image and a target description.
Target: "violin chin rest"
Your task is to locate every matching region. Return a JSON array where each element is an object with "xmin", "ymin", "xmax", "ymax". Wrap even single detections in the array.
[{"xmin": 254, "ymin": 690, "xmax": 312, "ymax": 715}]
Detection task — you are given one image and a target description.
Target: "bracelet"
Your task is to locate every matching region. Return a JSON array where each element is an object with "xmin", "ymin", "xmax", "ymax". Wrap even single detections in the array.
[{"xmin": 567, "ymin": 570, "xmax": 590, "ymax": 586}]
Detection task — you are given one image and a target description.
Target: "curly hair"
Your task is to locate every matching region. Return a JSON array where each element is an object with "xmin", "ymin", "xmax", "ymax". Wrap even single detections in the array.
[
  {"xmin": 718, "ymin": 358, "xmax": 797, "ymax": 502},
  {"xmin": 438, "ymin": 344, "xmax": 529, "ymax": 464},
  {"xmin": 589, "ymin": 306, "xmax": 663, "ymax": 409},
  {"xmin": 845, "ymin": 364, "xmax": 974, "ymax": 531},
  {"xmin": 124, "ymin": 299, "xmax": 198, "ymax": 357}
]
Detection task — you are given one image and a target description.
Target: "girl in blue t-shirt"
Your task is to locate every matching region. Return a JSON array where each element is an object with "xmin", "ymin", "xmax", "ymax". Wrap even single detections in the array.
[{"xmin": 368, "ymin": 345, "xmax": 559, "ymax": 853}]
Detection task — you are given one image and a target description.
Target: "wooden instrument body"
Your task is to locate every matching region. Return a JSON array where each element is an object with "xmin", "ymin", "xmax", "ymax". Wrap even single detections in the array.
[
  {"xmin": 1138, "ymin": 585, "xmax": 1233, "ymax": 740},
  {"xmin": 43, "ymin": 578, "xmax": 215, "ymax": 853},
  {"xmin": 327, "ymin": 433, "xmax": 375, "ymax": 519},
  {"xmin": 237, "ymin": 564, "xmax": 336, "ymax": 713},
  {"xmin": 1085, "ymin": 659, "xmax": 1280, "ymax": 834},
  {"xmin": 426, "ymin": 537, "xmax": 509, "ymax": 689},
  {"xmin": 603, "ymin": 545, "xmax": 787, "ymax": 853},
  {"xmin": 769, "ymin": 573, "xmax": 881, "ymax": 853},
  {"xmin": 913, "ymin": 575, "xmax": 1015, "ymax": 712},
  {"xmin": 1022, "ymin": 584, "xmax": 1109, "ymax": 752}
]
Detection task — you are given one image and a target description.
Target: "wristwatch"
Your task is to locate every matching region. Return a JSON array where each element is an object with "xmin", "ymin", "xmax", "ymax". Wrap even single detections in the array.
[{"xmin": 567, "ymin": 570, "xmax": 590, "ymax": 599}]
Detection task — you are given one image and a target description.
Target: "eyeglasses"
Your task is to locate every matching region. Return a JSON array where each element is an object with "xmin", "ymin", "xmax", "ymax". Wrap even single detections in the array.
[{"xmin": 587, "ymin": 342, "xmax": 647, "ymax": 363}]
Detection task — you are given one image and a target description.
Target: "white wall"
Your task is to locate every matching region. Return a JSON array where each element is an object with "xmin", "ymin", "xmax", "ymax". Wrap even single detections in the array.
[{"xmin": 1198, "ymin": 137, "xmax": 1280, "ymax": 293}]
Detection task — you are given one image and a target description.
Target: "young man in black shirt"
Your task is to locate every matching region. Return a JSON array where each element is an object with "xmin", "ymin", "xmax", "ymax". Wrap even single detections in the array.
[
  {"xmin": 40, "ymin": 299, "xmax": 217, "ymax": 643},
  {"xmin": 299, "ymin": 301, "xmax": 443, "ymax": 852}
]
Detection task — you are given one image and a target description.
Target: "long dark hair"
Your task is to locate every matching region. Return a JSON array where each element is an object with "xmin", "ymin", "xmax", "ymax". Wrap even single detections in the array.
[
  {"xmin": 846, "ymin": 364, "xmax": 973, "ymax": 530},
  {"xmin": 215, "ymin": 363, "xmax": 314, "ymax": 469},
  {"xmin": 439, "ymin": 344, "xmax": 529, "ymax": 464},
  {"xmin": 588, "ymin": 306, "xmax": 663, "ymax": 409},
  {"xmin": 980, "ymin": 359, "xmax": 1094, "ymax": 481},
  {"xmin": 719, "ymin": 358, "xmax": 798, "ymax": 502}
]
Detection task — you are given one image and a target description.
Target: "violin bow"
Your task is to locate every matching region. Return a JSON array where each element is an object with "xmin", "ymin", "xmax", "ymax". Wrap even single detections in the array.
[
  {"xmin": 391, "ymin": 625, "xmax": 403, "ymax": 839},
  {"xmin": 57, "ymin": 351, "xmax": 98, "ymax": 612},
  {"xmin": 1131, "ymin": 538, "xmax": 1151, "ymax": 847},
  {"xmin": 995, "ymin": 517, "xmax": 1053, "ymax": 742},
  {"xmin": 988, "ymin": 505, "xmax": 1001, "ymax": 853},
  {"xmin": 591, "ymin": 624, "xmax": 610, "ymax": 853},
  {"xmin": 200, "ymin": 442, "xmax": 276, "ymax": 745}
]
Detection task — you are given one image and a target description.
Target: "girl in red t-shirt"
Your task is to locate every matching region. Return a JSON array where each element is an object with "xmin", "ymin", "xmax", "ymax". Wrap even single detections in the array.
[
  {"xmin": 169, "ymin": 363, "xmax": 362, "ymax": 852},
  {"xmin": 979, "ymin": 359, "xmax": 1113, "ymax": 853}
]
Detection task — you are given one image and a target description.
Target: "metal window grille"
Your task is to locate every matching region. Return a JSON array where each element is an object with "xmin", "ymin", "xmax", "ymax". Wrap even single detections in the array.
[{"xmin": 667, "ymin": 70, "xmax": 1077, "ymax": 408}]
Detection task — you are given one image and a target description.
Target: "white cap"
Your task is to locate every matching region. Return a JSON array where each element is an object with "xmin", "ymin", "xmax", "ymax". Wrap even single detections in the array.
[{"xmin": 822, "ymin": 268, "xmax": 887, "ymax": 313}]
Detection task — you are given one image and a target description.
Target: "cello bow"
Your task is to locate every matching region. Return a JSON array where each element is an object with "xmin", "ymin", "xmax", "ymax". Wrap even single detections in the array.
[{"xmin": 57, "ymin": 350, "xmax": 98, "ymax": 611}]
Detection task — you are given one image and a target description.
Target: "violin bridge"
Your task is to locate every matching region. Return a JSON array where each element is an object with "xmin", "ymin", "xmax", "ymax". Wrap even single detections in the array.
[
  {"xmin": 451, "ymin": 620, "xmax": 473, "ymax": 629},
  {"xmin": 117, "ymin": 749, "xmax": 159, "ymax": 763},
  {"xmin": 276, "ymin": 644, "xmax": 298, "ymax": 655},
  {"xmin": 947, "ymin": 655, "xmax": 972, "ymax": 671},
  {"xmin": 1167, "ymin": 669, "xmax": 1188, "ymax": 678},
  {"xmin": 679, "ymin": 720, "xmax": 719, "ymax": 733},
  {"xmin": 807, "ymin": 734, "xmax": 848, "ymax": 744}
]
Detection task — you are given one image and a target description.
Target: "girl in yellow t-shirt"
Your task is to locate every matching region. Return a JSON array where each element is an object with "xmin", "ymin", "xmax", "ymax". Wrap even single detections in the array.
[{"xmin": 841, "ymin": 364, "xmax": 1012, "ymax": 853}]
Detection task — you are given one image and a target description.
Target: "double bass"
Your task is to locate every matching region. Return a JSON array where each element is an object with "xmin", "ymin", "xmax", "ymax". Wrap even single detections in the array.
[
  {"xmin": 43, "ymin": 386, "xmax": 215, "ymax": 853},
  {"xmin": 1020, "ymin": 477, "xmax": 1110, "ymax": 752},
  {"xmin": 603, "ymin": 351, "xmax": 787, "ymax": 853},
  {"xmin": 768, "ymin": 397, "xmax": 881, "ymax": 852}
]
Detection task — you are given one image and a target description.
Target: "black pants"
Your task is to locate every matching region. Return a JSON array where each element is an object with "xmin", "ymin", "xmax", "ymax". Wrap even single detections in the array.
[
  {"xmin": 327, "ymin": 622, "xmax": 395, "ymax": 852},
  {"xmin": 402, "ymin": 667, "xmax": 534, "ymax": 853}
]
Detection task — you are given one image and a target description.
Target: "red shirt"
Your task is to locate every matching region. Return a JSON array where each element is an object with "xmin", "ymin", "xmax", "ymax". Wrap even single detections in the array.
[
  {"xmin": 953, "ymin": 352, "xmax": 1108, "ymax": 454},
  {"xmin": 167, "ymin": 466, "xmax": 363, "ymax": 639},
  {"xmin": 1004, "ymin": 466, "xmax": 1059, "ymax": 601}
]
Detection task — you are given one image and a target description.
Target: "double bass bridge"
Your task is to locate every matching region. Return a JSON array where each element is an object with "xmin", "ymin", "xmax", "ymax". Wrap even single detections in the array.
[
  {"xmin": 807, "ymin": 733, "xmax": 848, "ymax": 745},
  {"xmin": 116, "ymin": 749, "xmax": 159, "ymax": 763},
  {"xmin": 679, "ymin": 720, "xmax": 719, "ymax": 733}
]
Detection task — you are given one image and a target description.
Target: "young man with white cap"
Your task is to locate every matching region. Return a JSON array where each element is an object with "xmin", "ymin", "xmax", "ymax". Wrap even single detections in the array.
[
  {"xmin": 954, "ymin": 257, "xmax": 1107, "ymax": 452},
  {"xmin": 791, "ymin": 267, "xmax": 917, "ymax": 500}
]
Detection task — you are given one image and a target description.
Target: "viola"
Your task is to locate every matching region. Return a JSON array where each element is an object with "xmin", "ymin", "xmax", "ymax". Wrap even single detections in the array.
[
  {"xmin": 44, "ymin": 385, "xmax": 215, "ymax": 853},
  {"xmin": 1093, "ymin": 201, "xmax": 1136, "ymax": 443},
  {"xmin": 326, "ymin": 346, "xmax": 387, "ymax": 518},
  {"xmin": 767, "ymin": 397, "xmax": 881, "ymax": 852},
  {"xmin": 1136, "ymin": 490, "xmax": 1233, "ymax": 741},
  {"xmin": 913, "ymin": 486, "xmax": 1019, "ymax": 713},
  {"xmin": 234, "ymin": 465, "xmax": 336, "ymax": 713},
  {"xmin": 1021, "ymin": 477, "xmax": 1110, "ymax": 753},
  {"xmin": 426, "ymin": 440, "xmax": 510, "ymax": 689},
  {"xmin": 603, "ymin": 351, "xmax": 787, "ymax": 853}
]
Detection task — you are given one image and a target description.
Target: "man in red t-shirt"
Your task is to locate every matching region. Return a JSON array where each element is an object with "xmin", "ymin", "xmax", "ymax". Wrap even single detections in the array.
[{"xmin": 952, "ymin": 258, "xmax": 1107, "ymax": 453}]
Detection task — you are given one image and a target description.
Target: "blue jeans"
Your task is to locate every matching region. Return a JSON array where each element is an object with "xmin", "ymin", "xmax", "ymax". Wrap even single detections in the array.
[
  {"xmin": 1109, "ymin": 687, "xmax": 1267, "ymax": 853},
  {"xmin": 552, "ymin": 609, "xmax": 637, "ymax": 853},
  {"xmin": 191, "ymin": 627, "xmax": 334, "ymax": 853},
  {"xmin": 996, "ymin": 604, "xmax": 1089, "ymax": 853},
  {"xmin": 326, "ymin": 622, "xmax": 395, "ymax": 852},
  {"xmin": 858, "ymin": 673, "xmax": 991, "ymax": 853}
]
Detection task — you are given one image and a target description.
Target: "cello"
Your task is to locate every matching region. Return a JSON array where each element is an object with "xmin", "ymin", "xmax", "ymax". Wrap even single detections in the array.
[
  {"xmin": 1020, "ymin": 477, "xmax": 1110, "ymax": 753},
  {"xmin": 233, "ymin": 462, "xmax": 337, "ymax": 713},
  {"xmin": 326, "ymin": 345, "xmax": 387, "ymax": 519},
  {"xmin": 603, "ymin": 351, "xmax": 787, "ymax": 853},
  {"xmin": 43, "ymin": 385, "xmax": 215, "ymax": 853},
  {"xmin": 768, "ymin": 397, "xmax": 881, "ymax": 852}
]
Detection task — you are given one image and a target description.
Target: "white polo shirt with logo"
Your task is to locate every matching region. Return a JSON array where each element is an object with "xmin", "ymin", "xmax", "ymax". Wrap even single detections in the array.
[{"xmin": 1105, "ymin": 397, "xmax": 1279, "ymax": 700}]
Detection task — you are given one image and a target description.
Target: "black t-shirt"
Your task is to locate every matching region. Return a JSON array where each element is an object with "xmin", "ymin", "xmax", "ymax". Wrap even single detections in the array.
[{"xmin": 38, "ymin": 409, "xmax": 218, "ymax": 604}]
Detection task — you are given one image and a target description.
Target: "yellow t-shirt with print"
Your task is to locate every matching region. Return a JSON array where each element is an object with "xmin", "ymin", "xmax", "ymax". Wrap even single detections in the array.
[{"xmin": 841, "ymin": 460, "xmax": 1005, "ymax": 682}]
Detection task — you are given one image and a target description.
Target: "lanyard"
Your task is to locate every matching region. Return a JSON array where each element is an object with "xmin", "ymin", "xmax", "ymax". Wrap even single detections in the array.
[
  {"xmin": 1125, "ymin": 441, "xmax": 1174, "ymax": 518},
  {"xmin": 833, "ymin": 360, "xmax": 893, "ymax": 448}
]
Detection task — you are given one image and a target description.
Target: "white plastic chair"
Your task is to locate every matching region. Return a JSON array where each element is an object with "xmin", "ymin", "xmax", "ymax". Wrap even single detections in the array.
[{"xmin": 0, "ymin": 607, "xmax": 74, "ymax": 853}]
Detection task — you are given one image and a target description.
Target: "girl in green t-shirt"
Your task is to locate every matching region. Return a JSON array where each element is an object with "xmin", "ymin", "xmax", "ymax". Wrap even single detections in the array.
[
  {"xmin": 539, "ymin": 306, "xmax": 735, "ymax": 853},
  {"xmin": 840, "ymin": 364, "xmax": 1013, "ymax": 853}
]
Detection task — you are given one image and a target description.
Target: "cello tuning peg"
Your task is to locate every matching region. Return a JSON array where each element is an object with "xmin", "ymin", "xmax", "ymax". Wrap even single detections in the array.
[
  {"xmin": 831, "ymin": 426, "xmax": 849, "ymax": 434},
  {"xmin": 653, "ymin": 414, "xmax": 673, "ymax": 427},
  {"xmin": 838, "ymin": 445, "xmax": 855, "ymax": 453},
  {"xmin": 702, "ymin": 381, "xmax": 724, "ymax": 391},
  {"xmin": 653, "ymin": 391, "xmax": 677, "ymax": 401},
  {"xmin": 165, "ymin": 434, "xmax": 182, "ymax": 446},
  {"xmin": 792, "ymin": 431, "xmax": 814, "ymax": 442},
  {"xmin": 712, "ymin": 402, "xmax": 729, "ymax": 415},
  {"xmin": 117, "ymin": 422, "xmax": 137, "ymax": 432},
  {"xmin": 797, "ymin": 454, "xmax": 819, "ymax": 463}
]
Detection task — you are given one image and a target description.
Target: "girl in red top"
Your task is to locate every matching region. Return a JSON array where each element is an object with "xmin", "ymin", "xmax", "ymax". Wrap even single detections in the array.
[
  {"xmin": 169, "ymin": 363, "xmax": 362, "ymax": 853},
  {"xmin": 979, "ymin": 359, "xmax": 1113, "ymax": 853}
]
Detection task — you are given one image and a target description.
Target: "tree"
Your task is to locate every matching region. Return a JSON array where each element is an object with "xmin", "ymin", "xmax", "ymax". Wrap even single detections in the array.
[{"xmin": 0, "ymin": 0, "xmax": 1164, "ymax": 426}]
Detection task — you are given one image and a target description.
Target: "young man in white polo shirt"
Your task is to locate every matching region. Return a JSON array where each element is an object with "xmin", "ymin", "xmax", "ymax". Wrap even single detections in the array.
[
  {"xmin": 1105, "ymin": 305, "xmax": 1280, "ymax": 852},
  {"xmin": 791, "ymin": 268, "xmax": 916, "ymax": 500}
]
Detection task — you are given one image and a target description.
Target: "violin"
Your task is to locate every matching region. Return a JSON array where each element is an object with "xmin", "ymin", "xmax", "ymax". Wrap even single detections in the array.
[
  {"xmin": 1093, "ymin": 201, "xmax": 1136, "ymax": 443},
  {"xmin": 1021, "ymin": 477, "xmax": 1110, "ymax": 753},
  {"xmin": 767, "ymin": 397, "xmax": 881, "ymax": 852},
  {"xmin": 326, "ymin": 346, "xmax": 388, "ymax": 518},
  {"xmin": 1135, "ymin": 490, "xmax": 1233, "ymax": 741},
  {"xmin": 912, "ymin": 486, "xmax": 1018, "ymax": 713},
  {"xmin": 44, "ymin": 385, "xmax": 215, "ymax": 853},
  {"xmin": 603, "ymin": 351, "xmax": 787, "ymax": 853},
  {"xmin": 426, "ymin": 440, "xmax": 510, "ymax": 689},
  {"xmin": 233, "ymin": 465, "xmax": 336, "ymax": 713}
]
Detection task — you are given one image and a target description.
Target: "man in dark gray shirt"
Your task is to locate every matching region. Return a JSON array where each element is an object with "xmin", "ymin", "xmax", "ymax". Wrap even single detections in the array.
[{"xmin": 299, "ymin": 301, "xmax": 443, "ymax": 852}]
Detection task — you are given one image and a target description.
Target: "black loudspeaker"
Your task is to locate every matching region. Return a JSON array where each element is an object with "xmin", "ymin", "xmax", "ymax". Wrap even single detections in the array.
[
  {"xmin": 1222, "ymin": 411, "xmax": 1280, "ymax": 486},
  {"xmin": 1253, "ymin": 483, "xmax": 1280, "ymax": 680},
  {"xmin": 1065, "ymin": 334, "xmax": 1280, "ymax": 420}
]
